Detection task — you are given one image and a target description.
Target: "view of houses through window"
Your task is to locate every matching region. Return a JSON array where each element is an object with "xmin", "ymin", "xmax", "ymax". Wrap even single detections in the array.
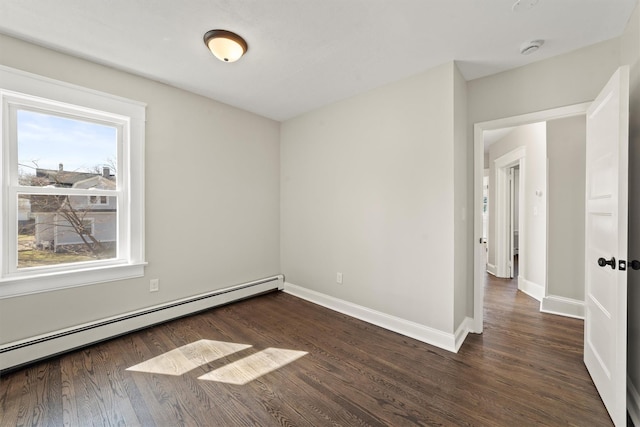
[{"xmin": 17, "ymin": 109, "xmax": 118, "ymax": 268}]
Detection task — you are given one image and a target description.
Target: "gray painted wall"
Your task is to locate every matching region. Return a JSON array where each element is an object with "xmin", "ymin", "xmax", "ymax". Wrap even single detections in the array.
[
  {"xmin": 454, "ymin": 64, "xmax": 471, "ymax": 327},
  {"xmin": 281, "ymin": 62, "xmax": 462, "ymax": 334},
  {"xmin": 0, "ymin": 34, "xmax": 281, "ymax": 344},
  {"xmin": 546, "ymin": 115, "xmax": 586, "ymax": 302},
  {"xmin": 487, "ymin": 123, "xmax": 547, "ymax": 291}
]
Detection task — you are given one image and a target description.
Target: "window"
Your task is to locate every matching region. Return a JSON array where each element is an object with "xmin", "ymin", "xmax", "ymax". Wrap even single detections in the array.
[
  {"xmin": 89, "ymin": 195, "xmax": 109, "ymax": 205},
  {"xmin": 1, "ymin": 66, "xmax": 146, "ymax": 297}
]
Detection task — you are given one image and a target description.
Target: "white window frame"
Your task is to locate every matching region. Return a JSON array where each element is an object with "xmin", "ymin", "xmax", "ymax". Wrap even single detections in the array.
[
  {"xmin": 0, "ymin": 66, "xmax": 146, "ymax": 298},
  {"xmin": 89, "ymin": 195, "xmax": 108, "ymax": 205}
]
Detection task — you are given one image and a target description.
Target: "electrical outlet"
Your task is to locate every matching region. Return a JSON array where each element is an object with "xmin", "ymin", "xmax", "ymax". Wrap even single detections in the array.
[
  {"xmin": 336, "ymin": 272, "xmax": 343, "ymax": 284},
  {"xmin": 150, "ymin": 279, "xmax": 159, "ymax": 292}
]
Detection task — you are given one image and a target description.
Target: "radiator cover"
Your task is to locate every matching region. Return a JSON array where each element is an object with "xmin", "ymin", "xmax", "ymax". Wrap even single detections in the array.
[{"xmin": 0, "ymin": 275, "xmax": 284, "ymax": 372}]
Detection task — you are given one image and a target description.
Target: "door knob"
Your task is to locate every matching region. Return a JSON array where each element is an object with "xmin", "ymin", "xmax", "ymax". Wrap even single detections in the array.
[
  {"xmin": 631, "ymin": 260, "xmax": 640, "ymax": 271},
  {"xmin": 597, "ymin": 257, "xmax": 616, "ymax": 269}
]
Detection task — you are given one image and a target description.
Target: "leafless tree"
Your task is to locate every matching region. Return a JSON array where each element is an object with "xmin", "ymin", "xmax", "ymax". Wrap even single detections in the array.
[
  {"xmin": 90, "ymin": 158, "xmax": 117, "ymax": 176},
  {"xmin": 21, "ymin": 164, "xmax": 115, "ymax": 260},
  {"xmin": 32, "ymin": 194, "xmax": 109, "ymax": 258}
]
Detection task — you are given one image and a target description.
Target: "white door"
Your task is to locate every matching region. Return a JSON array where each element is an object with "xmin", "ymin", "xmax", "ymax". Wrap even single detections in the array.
[
  {"xmin": 509, "ymin": 167, "xmax": 516, "ymax": 279},
  {"xmin": 584, "ymin": 66, "xmax": 629, "ymax": 426}
]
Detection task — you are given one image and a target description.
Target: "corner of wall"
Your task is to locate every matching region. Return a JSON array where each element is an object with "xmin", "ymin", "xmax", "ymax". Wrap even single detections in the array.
[
  {"xmin": 453, "ymin": 62, "xmax": 471, "ymax": 328},
  {"xmin": 284, "ymin": 282, "xmax": 463, "ymax": 353}
]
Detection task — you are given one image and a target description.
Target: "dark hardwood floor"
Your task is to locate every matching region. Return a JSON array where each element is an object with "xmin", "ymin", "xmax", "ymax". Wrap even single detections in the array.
[{"xmin": 0, "ymin": 274, "xmax": 614, "ymax": 426}]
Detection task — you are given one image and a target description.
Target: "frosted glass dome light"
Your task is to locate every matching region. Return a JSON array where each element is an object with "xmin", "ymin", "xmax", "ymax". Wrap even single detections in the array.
[{"xmin": 203, "ymin": 30, "xmax": 248, "ymax": 63}]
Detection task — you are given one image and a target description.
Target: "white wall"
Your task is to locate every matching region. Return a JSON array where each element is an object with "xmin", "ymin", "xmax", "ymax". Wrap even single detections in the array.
[
  {"xmin": 546, "ymin": 115, "xmax": 586, "ymax": 302},
  {"xmin": 0, "ymin": 34, "xmax": 281, "ymax": 344},
  {"xmin": 488, "ymin": 123, "xmax": 547, "ymax": 293},
  {"xmin": 281, "ymin": 62, "xmax": 463, "ymax": 335}
]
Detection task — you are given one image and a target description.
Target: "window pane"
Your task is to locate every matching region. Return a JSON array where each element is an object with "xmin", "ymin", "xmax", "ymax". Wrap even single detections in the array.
[
  {"xmin": 17, "ymin": 194, "xmax": 117, "ymax": 268},
  {"xmin": 17, "ymin": 109, "xmax": 117, "ymax": 187}
]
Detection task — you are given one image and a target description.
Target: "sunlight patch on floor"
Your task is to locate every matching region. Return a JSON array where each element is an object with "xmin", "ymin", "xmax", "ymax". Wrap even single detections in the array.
[
  {"xmin": 126, "ymin": 339, "xmax": 252, "ymax": 376},
  {"xmin": 198, "ymin": 347, "xmax": 308, "ymax": 385}
]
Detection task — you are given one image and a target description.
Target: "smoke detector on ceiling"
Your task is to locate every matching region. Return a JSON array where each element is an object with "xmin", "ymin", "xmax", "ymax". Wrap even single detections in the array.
[
  {"xmin": 512, "ymin": 0, "xmax": 539, "ymax": 12},
  {"xmin": 520, "ymin": 40, "xmax": 544, "ymax": 55}
]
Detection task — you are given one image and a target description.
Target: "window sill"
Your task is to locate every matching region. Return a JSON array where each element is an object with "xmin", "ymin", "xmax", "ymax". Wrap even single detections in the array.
[{"xmin": 0, "ymin": 262, "xmax": 147, "ymax": 299}]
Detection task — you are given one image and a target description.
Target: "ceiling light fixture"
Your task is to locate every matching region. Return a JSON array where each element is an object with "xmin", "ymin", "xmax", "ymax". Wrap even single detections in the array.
[
  {"xmin": 203, "ymin": 29, "xmax": 248, "ymax": 63},
  {"xmin": 520, "ymin": 39, "xmax": 544, "ymax": 55}
]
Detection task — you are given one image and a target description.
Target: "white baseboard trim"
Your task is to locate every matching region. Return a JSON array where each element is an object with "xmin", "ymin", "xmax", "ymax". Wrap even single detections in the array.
[
  {"xmin": 0, "ymin": 275, "xmax": 284, "ymax": 371},
  {"xmin": 518, "ymin": 276, "xmax": 544, "ymax": 302},
  {"xmin": 454, "ymin": 317, "xmax": 474, "ymax": 352},
  {"xmin": 540, "ymin": 295, "xmax": 584, "ymax": 319},
  {"xmin": 283, "ymin": 282, "xmax": 465, "ymax": 353},
  {"xmin": 629, "ymin": 375, "xmax": 640, "ymax": 427},
  {"xmin": 486, "ymin": 264, "xmax": 497, "ymax": 276}
]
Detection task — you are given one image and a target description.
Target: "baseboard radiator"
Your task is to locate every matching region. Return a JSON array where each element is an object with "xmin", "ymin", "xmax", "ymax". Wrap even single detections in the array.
[{"xmin": 0, "ymin": 275, "xmax": 284, "ymax": 372}]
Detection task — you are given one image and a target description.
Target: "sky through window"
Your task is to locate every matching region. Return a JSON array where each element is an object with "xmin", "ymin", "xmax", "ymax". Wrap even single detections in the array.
[{"xmin": 17, "ymin": 109, "xmax": 117, "ymax": 176}]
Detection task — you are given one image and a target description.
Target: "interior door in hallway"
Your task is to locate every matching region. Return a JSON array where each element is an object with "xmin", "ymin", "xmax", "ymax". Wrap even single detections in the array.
[{"xmin": 584, "ymin": 65, "xmax": 629, "ymax": 427}]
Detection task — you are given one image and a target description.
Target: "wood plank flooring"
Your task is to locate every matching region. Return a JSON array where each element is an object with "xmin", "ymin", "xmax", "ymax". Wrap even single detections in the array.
[{"xmin": 0, "ymin": 274, "xmax": 615, "ymax": 426}]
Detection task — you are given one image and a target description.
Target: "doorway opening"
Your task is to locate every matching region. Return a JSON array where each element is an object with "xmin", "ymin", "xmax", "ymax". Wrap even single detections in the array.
[
  {"xmin": 492, "ymin": 146, "xmax": 526, "ymax": 282},
  {"xmin": 508, "ymin": 165, "xmax": 520, "ymax": 279},
  {"xmin": 472, "ymin": 103, "xmax": 590, "ymax": 334}
]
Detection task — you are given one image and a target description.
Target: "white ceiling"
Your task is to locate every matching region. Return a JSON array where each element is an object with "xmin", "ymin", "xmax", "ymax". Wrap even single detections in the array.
[
  {"xmin": 484, "ymin": 127, "xmax": 516, "ymax": 154},
  {"xmin": 0, "ymin": 0, "xmax": 636, "ymax": 121}
]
